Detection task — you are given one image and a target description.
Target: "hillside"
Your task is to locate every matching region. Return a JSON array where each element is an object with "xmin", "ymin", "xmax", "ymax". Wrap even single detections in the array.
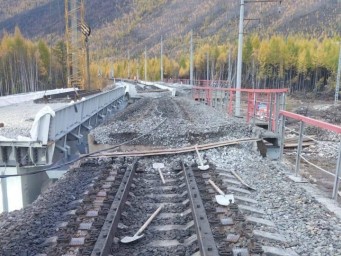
[{"xmin": 0, "ymin": 0, "xmax": 339, "ymax": 59}]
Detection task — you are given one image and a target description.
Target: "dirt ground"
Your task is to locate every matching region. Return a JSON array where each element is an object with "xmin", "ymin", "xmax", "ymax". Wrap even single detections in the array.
[{"xmin": 284, "ymin": 96, "xmax": 341, "ymax": 200}]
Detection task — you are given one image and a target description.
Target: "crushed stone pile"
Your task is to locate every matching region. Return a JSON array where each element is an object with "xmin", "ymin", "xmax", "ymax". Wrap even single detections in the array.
[{"xmin": 90, "ymin": 96, "xmax": 253, "ymax": 148}]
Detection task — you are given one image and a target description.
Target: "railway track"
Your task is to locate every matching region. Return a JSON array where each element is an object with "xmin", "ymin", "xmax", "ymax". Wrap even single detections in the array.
[
  {"xmin": 35, "ymin": 156, "xmax": 218, "ymax": 256},
  {"xmin": 42, "ymin": 158, "xmax": 132, "ymax": 256},
  {"xmin": 34, "ymin": 152, "xmax": 298, "ymax": 256},
  {"xmin": 111, "ymin": 157, "xmax": 210, "ymax": 256}
]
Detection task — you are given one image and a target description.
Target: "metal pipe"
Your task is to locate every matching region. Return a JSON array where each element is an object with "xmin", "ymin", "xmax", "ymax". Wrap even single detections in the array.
[
  {"xmin": 253, "ymin": 92, "xmax": 256, "ymax": 126},
  {"xmin": 268, "ymin": 93, "xmax": 273, "ymax": 131},
  {"xmin": 226, "ymin": 91, "xmax": 230, "ymax": 115},
  {"xmin": 332, "ymin": 141, "xmax": 341, "ymax": 200},
  {"xmin": 190, "ymin": 31, "xmax": 193, "ymax": 86},
  {"xmin": 334, "ymin": 42, "xmax": 341, "ymax": 104},
  {"xmin": 295, "ymin": 121, "xmax": 305, "ymax": 177},
  {"xmin": 160, "ymin": 36, "xmax": 163, "ymax": 82},
  {"xmin": 281, "ymin": 92, "xmax": 286, "ymax": 111},
  {"xmin": 279, "ymin": 115, "xmax": 285, "ymax": 161},
  {"xmin": 275, "ymin": 93, "xmax": 280, "ymax": 133},
  {"xmin": 144, "ymin": 46, "xmax": 147, "ymax": 81}
]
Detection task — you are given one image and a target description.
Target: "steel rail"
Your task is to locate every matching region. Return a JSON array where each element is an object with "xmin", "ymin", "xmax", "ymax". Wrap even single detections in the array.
[
  {"xmin": 91, "ymin": 159, "xmax": 137, "ymax": 256},
  {"xmin": 182, "ymin": 163, "xmax": 219, "ymax": 256},
  {"xmin": 92, "ymin": 138, "xmax": 260, "ymax": 158}
]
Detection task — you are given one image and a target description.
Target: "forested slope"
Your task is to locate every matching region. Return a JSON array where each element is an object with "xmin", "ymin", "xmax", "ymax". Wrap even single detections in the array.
[
  {"xmin": 0, "ymin": 0, "xmax": 339, "ymax": 57},
  {"xmin": 0, "ymin": 0, "xmax": 339, "ymax": 96}
]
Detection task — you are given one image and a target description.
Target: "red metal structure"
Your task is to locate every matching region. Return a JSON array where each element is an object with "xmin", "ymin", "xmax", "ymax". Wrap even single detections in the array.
[
  {"xmin": 167, "ymin": 78, "xmax": 341, "ymax": 200},
  {"xmin": 191, "ymin": 85, "xmax": 288, "ymax": 132},
  {"xmin": 279, "ymin": 110, "xmax": 341, "ymax": 200},
  {"xmin": 280, "ymin": 111, "xmax": 341, "ymax": 134}
]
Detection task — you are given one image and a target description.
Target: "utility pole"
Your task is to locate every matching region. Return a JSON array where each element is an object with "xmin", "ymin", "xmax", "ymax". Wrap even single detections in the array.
[
  {"xmin": 144, "ymin": 46, "xmax": 147, "ymax": 81},
  {"xmin": 49, "ymin": 2, "xmax": 52, "ymax": 87},
  {"xmin": 190, "ymin": 30, "xmax": 194, "ymax": 85},
  {"xmin": 80, "ymin": 8, "xmax": 91, "ymax": 91},
  {"xmin": 207, "ymin": 51, "xmax": 210, "ymax": 82},
  {"xmin": 110, "ymin": 65, "xmax": 114, "ymax": 79},
  {"xmin": 65, "ymin": 0, "xmax": 79, "ymax": 88},
  {"xmin": 335, "ymin": 42, "xmax": 341, "ymax": 104},
  {"xmin": 85, "ymin": 38, "xmax": 90, "ymax": 90},
  {"xmin": 128, "ymin": 50, "xmax": 130, "ymax": 79},
  {"xmin": 65, "ymin": 0, "xmax": 89, "ymax": 90},
  {"xmin": 252, "ymin": 57, "xmax": 255, "ymax": 89},
  {"xmin": 235, "ymin": 0, "xmax": 281, "ymax": 115},
  {"xmin": 235, "ymin": 0, "xmax": 245, "ymax": 116},
  {"xmin": 228, "ymin": 47, "xmax": 232, "ymax": 88},
  {"xmin": 161, "ymin": 36, "xmax": 164, "ymax": 82}
]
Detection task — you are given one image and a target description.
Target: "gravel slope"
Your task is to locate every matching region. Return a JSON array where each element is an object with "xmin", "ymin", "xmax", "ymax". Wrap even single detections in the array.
[{"xmin": 90, "ymin": 97, "xmax": 253, "ymax": 148}]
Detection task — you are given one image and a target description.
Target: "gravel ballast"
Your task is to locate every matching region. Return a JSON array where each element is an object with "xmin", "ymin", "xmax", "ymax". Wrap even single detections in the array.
[
  {"xmin": 90, "ymin": 97, "xmax": 253, "ymax": 148},
  {"xmin": 1, "ymin": 92, "xmax": 341, "ymax": 255},
  {"xmin": 0, "ymin": 159, "xmax": 106, "ymax": 255},
  {"xmin": 0, "ymin": 101, "xmax": 68, "ymax": 139},
  {"xmin": 206, "ymin": 145, "xmax": 341, "ymax": 256}
]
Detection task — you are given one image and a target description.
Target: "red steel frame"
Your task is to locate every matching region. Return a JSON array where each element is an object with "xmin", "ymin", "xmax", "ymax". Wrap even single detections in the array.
[
  {"xmin": 280, "ymin": 111, "xmax": 341, "ymax": 134},
  {"xmin": 279, "ymin": 110, "xmax": 341, "ymax": 200}
]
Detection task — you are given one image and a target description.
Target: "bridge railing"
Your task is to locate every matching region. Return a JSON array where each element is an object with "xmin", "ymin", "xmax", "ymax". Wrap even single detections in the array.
[
  {"xmin": 190, "ymin": 85, "xmax": 341, "ymax": 200},
  {"xmin": 164, "ymin": 79, "xmax": 231, "ymax": 87},
  {"xmin": 279, "ymin": 110, "xmax": 341, "ymax": 200},
  {"xmin": 0, "ymin": 86, "xmax": 126, "ymax": 167},
  {"xmin": 191, "ymin": 86, "xmax": 288, "ymax": 133},
  {"xmin": 48, "ymin": 87, "xmax": 125, "ymax": 142}
]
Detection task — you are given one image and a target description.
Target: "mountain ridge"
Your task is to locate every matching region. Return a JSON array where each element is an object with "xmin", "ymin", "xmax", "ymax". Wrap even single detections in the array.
[{"xmin": 0, "ymin": 0, "xmax": 339, "ymax": 59}]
